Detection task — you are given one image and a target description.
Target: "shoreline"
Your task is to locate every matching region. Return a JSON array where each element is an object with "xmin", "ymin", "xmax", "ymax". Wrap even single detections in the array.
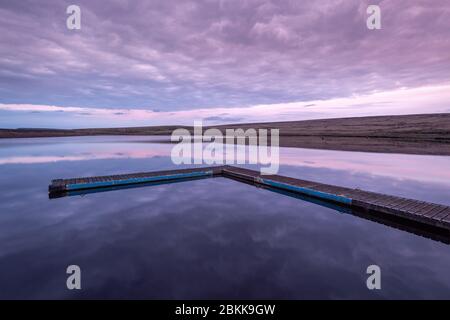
[{"xmin": 1, "ymin": 113, "xmax": 449, "ymax": 156}]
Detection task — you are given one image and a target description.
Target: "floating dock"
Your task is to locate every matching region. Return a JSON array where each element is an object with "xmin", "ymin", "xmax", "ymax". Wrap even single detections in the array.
[
  {"xmin": 49, "ymin": 165, "xmax": 450, "ymax": 232},
  {"xmin": 49, "ymin": 166, "xmax": 222, "ymax": 193}
]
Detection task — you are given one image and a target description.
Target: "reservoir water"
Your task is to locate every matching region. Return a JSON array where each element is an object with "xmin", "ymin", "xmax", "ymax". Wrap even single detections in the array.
[{"xmin": 0, "ymin": 136, "xmax": 449, "ymax": 299}]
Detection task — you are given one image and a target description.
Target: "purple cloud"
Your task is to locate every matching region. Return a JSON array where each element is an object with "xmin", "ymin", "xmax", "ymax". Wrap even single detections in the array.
[{"xmin": 0, "ymin": 0, "xmax": 449, "ymax": 127}]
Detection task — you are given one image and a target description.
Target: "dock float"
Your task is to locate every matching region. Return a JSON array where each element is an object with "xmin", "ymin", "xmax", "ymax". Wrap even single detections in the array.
[
  {"xmin": 48, "ymin": 166, "xmax": 222, "ymax": 194},
  {"xmin": 49, "ymin": 165, "xmax": 450, "ymax": 232}
]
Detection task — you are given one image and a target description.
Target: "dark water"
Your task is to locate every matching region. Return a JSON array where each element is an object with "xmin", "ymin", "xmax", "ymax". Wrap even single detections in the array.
[{"xmin": 0, "ymin": 136, "xmax": 449, "ymax": 299}]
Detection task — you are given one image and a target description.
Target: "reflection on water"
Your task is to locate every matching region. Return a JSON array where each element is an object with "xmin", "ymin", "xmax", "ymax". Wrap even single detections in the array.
[
  {"xmin": 2, "ymin": 136, "xmax": 450, "ymax": 190},
  {"xmin": 0, "ymin": 136, "xmax": 449, "ymax": 299},
  {"xmin": 2, "ymin": 136, "xmax": 449, "ymax": 205},
  {"xmin": 58, "ymin": 174, "xmax": 450, "ymax": 244}
]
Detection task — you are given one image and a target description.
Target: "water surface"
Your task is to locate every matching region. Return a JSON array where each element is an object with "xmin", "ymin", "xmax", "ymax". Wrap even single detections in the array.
[{"xmin": 0, "ymin": 136, "xmax": 449, "ymax": 299}]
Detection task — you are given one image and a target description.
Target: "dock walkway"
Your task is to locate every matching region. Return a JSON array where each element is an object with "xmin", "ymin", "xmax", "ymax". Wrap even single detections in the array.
[{"xmin": 49, "ymin": 165, "xmax": 450, "ymax": 231}]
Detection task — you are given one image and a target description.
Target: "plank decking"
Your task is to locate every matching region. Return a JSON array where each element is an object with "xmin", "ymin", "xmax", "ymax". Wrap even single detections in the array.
[
  {"xmin": 49, "ymin": 165, "xmax": 450, "ymax": 232},
  {"xmin": 48, "ymin": 166, "xmax": 222, "ymax": 193}
]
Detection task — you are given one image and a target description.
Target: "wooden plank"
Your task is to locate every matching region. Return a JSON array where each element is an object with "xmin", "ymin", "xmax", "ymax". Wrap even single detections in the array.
[
  {"xmin": 361, "ymin": 194, "xmax": 391, "ymax": 204},
  {"xmin": 403, "ymin": 201, "xmax": 427, "ymax": 213},
  {"xmin": 395, "ymin": 200, "xmax": 422, "ymax": 212},
  {"xmin": 409, "ymin": 202, "xmax": 438, "ymax": 214},
  {"xmin": 433, "ymin": 208, "xmax": 450, "ymax": 221},
  {"xmin": 391, "ymin": 199, "xmax": 419, "ymax": 210},
  {"xmin": 367, "ymin": 195, "xmax": 399, "ymax": 206},
  {"xmin": 386, "ymin": 197, "xmax": 411, "ymax": 208},
  {"xmin": 348, "ymin": 191, "xmax": 380, "ymax": 202},
  {"xmin": 423, "ymin": 206, "xmax": 447, "ymax": 218},
  {"xmin": 408, "ymin": 202, "xmax": 439, "ymax": 215},
  {"xmin": 441, "ymin": 212, "xmax": 450, "ymax": 223},
  {"xmin": 421, "ymin": 204, "xmax": 444, "ymax": 217}
]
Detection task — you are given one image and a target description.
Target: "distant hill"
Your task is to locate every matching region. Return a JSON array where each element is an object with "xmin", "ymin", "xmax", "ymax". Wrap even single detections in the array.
[
  {"xmin": 2, "ymin": 113, "xmax": 449, "ymax": 140},
  {"xmin": 1, "ymin": 113, "xmax": 450, "ymax": 155}
]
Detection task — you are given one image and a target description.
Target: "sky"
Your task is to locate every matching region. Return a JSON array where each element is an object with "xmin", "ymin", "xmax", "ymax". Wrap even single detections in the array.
[{"xmin": 0, "ymin": 0, "xmax": 449, "ymax": 128}]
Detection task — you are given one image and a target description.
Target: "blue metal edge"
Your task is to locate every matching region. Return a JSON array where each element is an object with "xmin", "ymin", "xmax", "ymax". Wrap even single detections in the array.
[
  {"xmin": 260, "ymin": 178, "xmax": 352, "ymax": 205},
  {"xmin": 66, "ymin": 170, "xmax": 214, "ymax": 191}
]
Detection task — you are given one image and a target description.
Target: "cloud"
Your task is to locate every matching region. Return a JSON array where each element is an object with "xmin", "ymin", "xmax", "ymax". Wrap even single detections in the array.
[
  {"xmin": 203, "ymin": 115, "xmax": 244, "ymax": 123},
  {"xmin": 0, "ymin": 0, "xmax": 449, "ymax": 117},
  {"xmin": 1, "ymin": 83, "xmax": 450, "ymax": 128}
]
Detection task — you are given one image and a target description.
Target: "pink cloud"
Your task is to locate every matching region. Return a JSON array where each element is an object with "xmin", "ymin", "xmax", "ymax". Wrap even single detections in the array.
[{"xmin": 1, "ymin": 83, "xmax": 449, "ymax": 128}]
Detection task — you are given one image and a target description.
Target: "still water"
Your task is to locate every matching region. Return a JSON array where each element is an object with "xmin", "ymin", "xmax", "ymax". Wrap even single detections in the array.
[{"xmin": 0, "ymin": 136, "xmax": 449, "ymax": 299}]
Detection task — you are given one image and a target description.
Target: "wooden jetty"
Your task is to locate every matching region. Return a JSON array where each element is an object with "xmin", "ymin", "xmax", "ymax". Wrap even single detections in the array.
[
  {"xmin": 49, "ymin": 166, "xmax": 222, "ymax": 193},
  {"xmin": 49, "ymin": 165, "xmax": 450, "ymax": 232}
]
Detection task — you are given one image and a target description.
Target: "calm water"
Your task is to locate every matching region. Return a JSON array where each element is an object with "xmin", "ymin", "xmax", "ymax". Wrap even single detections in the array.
[{"xmin": 0, "ymin": 136, "xmax": 449, "ymax": 299}]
